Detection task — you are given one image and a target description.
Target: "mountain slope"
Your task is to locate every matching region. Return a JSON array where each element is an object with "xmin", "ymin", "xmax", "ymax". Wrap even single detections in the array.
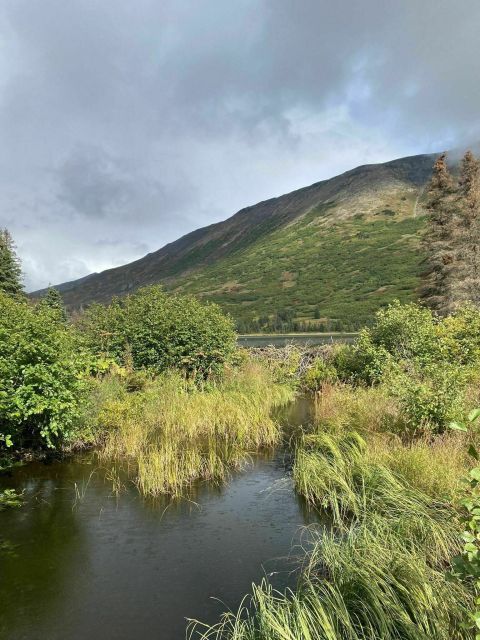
[{"xmin": 35, "ymin": 152, "xmax": 438, "ymax": 329}]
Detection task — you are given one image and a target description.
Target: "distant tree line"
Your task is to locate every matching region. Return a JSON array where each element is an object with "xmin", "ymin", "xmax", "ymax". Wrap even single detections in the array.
[{"xmin": 236, "ymin": 310, "xmax": 360, "ymax": 334}]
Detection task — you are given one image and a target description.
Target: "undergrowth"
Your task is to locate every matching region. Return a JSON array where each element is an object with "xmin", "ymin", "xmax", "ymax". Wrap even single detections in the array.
[{"xmin": 89, "ymin": 361, "xmax": 294, "ymax": 497}]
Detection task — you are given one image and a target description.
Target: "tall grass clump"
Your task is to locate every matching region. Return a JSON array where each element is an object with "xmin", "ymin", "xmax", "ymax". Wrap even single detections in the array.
[
  {"xmin": 189, "ymin": 521, "xmax": 469, "ymax": 640},
  {"xmin": 292, "ymin": 431, "xmax": 459, "ymax": 564},
  {"xmin": 93, "ymin": 361, "xmax": 294, "ymax": 497}
]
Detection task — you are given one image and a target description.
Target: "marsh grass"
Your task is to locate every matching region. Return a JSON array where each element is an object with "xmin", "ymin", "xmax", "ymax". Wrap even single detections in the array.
[
  {"xmin": 292, "ymin": 431, "xmax": 458, "ymax": 564},
  {"xmin": 312, "ymin": 383, "xmax": 405, "ymax": 436},
  {"xmin": 190, "ymin": 386, "xmax": 470, "ymax": 640},
  {"xmin": 189, "ymin": 519, "xmax": 469, "ymax": 640},
  {"xmin": 93, "ymin": 362, "xmax": 294, "ymax": 497}
]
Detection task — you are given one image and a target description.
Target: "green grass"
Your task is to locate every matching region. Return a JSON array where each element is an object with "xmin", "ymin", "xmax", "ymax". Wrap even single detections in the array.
[
  {"xmin": 189, "ymin": 519, "xmax": 468, "ymax": 640},
  {"xmin": 189, "ymin": 379, "xmax": 470, "ymax": 639},
  {"xmin": 91, "ymin": 362, "xmax": 295, "ymax": 497}
]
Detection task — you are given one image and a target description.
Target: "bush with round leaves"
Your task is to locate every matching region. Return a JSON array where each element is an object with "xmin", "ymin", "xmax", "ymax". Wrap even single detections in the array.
[{"xmin": 77, "ymin": 285, "xmax": 236, "ymax": 379}]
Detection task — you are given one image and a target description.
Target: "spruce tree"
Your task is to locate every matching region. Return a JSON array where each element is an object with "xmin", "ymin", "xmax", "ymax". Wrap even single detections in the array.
[
  {"xmin": 0, "ymin": 228, "xmax": 24, "ymax": 297},
  {"xmin": 41, "ymin": 286, "xmax": 67, "ymax": 321},
  {"xmin": 457, "ymin": 150, "xmax": 480, "ymax": 305},
  {"xmin": 420, "ymin": 153, "xmax": 458, "ymax": 314}
]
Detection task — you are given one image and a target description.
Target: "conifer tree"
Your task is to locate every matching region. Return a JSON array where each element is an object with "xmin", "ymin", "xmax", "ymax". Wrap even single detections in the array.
[
  {"xmin": 457, "ymin": 150, "xmax": 480, "ymax": 305},
  {"xmin": 420, "ymin": 153, "xmax": 458, "ymax": 314},
  {"xmin": 41, "ymin": 286, "xmax": 67, "ymax": 321},
  {"xmin": 0, "ymin": 228, "xmax": 24, "ymax": 297}
]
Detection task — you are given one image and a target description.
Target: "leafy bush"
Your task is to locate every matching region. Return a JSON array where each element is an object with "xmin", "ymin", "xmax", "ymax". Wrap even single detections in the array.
[
  {"xmin": 387, "ymin": 362, "xmax": 468, "ymax": 434},
  {"xmin": 78, "ymin": 285, "xmax": 236, "ymax": 379},
  {"xmin": 436, "ymin": 304, "xmax": 480, "ymax": 367},
  {"xmin": 333, "ymin": 331, "xmax": 392, "ymax": 384},
  {"xmin": 0, "ymin": 293, "xmax": 88, "ymax": 448},
  {"xmin": 301, "ymin": 357, "xmax": 337, "ymax": 391}
]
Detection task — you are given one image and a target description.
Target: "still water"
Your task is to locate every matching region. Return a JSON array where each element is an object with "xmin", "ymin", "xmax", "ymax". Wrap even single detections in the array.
[
  {"xmin": 0, "ymin": 402, "xmax": 316, "ymax": 640},
  {"xmin": 237, "ymin": 333, "xmax": 357, "ymax": 348}
]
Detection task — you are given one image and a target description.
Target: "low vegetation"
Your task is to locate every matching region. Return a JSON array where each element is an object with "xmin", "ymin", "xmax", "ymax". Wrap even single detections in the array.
[
  {"xmin": 190, "ymin": 299, "xmax": 480, "ymax": 639},
  {"xmin": 89, "ymin": 362, "xmax": 293, "ymax": 497}
]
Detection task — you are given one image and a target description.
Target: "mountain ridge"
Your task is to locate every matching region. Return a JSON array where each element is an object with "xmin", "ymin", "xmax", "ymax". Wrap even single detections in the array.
[{"xmin": 33, "ymin": 151, "xmax": 442, "ymax": 328}]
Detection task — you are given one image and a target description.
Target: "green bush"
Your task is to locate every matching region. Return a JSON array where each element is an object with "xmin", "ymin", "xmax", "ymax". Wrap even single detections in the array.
[
  {"xmin": 0, "ymin": 293, "xmax": 88, "ymax": 448},
  {"xmin": 302, "ymin": 357, "xmax": 337, "ymax": 391},
  {"xmin": 78, "ymin": 285, "xmax": 236, "ymax": 379},
  {"xmin": 387, "ymin": 362, "xmax": 468, "ymax": 434},
  {"xmin": 437, "ymin": 304, "xmax": 480, "ymax": 367}
]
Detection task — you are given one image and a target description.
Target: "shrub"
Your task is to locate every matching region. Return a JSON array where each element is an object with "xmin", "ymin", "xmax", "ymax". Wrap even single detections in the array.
[
  {"xmin": 78, "ymin": 285, "xmax": 236, "ymax": 379},
  {"xmin": 436, "ymin": 304, "xmax": 480, "ymax": 367},
  {"xmin": 302, "ymin": 357, "xmax": 337, "ymax": 391},
  {"xmin": 333, "ymin": 331, "xmax": 392, "ymax": 384},
  {"xmin": 0, "ymin": 293, "xmax": 88, "ymax": 448},
  {"xmin": 387, "ymin": 362, "xmax": 468, "ymax": 435}
]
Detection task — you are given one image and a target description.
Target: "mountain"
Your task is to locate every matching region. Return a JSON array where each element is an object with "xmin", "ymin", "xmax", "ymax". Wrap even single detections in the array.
[{"xmin": 34, "ymin": 152, "xmax": 439, "ymax": 330}]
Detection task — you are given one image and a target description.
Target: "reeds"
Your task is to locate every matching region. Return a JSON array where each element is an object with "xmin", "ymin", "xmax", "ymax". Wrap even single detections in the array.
[
  {"xmin": 189, "ymin": 521, "xmax": 469, "ymax": 640},
  {"xmin": 189, "ymin": 413, "xmax": 469, "ymax": 639},
  {"xmin": 94, "ymin": 361, "xmax": 294, "ymax": 497}
]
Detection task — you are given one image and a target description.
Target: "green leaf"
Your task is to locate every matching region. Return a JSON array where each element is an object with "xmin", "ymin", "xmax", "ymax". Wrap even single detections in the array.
[
  {"xmin": 470, "ymin": 445, "xmax": 480, "ymax": 461},
  {"xmin": 450, "ymin": 420, "xmax": 468, "ymax": 432},
  {"xmin": 471, "ymin": 468, "xmax": 480, "ymax": 482},
  {"xmin": 469, "ymin": 408, "xmax": 480, "ymax": 423}
]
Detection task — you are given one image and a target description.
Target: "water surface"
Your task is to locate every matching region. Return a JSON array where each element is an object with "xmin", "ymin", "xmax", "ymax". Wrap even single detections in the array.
[
  {"xmin": 237, "ymin": 333, "xmax": 357, "ymax": 348},
  {"xmin": 0, "ymin": 430, "xmax": 315, "ymax": 639}
]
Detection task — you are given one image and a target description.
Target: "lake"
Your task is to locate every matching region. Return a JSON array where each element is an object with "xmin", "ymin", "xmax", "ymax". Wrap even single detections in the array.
[
  {"xmin": 237, "ymin": 333, "xmax": 357, "ymax": 348},
  {"xmin": 0, "ymin": 399, "xmax": 317, "ymax": 640}
]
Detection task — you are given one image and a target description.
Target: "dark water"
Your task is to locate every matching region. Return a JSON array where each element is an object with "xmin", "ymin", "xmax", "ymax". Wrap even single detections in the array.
[
  {"xmin": 0, "ymin": 401, "xmax": 316, "ymax": 640},
  {"xmin": 237, "ymin": 333, "xmax": 357, "ymax": 348}
]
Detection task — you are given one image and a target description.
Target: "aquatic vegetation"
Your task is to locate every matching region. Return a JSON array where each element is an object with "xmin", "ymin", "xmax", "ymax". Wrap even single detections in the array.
[
  {"xmin": 189, "ymin": 521, "xmax": 469, "ymax": 640},
  {"xmin": 293, "ymin": 431, "xmax": 459, "ymax": 564},
  {"xmin": 0, "ymin": 488, "xmax": 24, "ymax": 510},
  {"xmin": 94, "ymin": 362, "xmax": 295, "ymax": 497}
]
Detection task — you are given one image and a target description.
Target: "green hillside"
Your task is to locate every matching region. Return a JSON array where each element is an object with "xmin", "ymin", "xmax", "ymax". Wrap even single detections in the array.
[
  {"xmin": 34, "ymin": 152, "xmax": 435, "ymax": 329},
  {"xmin": 172, "ymin": 198, "xmax": 425, "ymax": 331}
]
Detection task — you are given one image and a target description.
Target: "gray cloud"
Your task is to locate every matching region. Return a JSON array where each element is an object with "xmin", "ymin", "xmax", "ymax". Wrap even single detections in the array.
[{"xmin": 0, "ymin": 0, "xmax": 479, "ymax": 289}]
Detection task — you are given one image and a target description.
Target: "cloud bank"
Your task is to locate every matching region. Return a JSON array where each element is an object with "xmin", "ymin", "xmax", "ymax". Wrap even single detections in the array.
[{"xmin": 0, "ymin": 0, "xmax": 479, "ymax": 289}]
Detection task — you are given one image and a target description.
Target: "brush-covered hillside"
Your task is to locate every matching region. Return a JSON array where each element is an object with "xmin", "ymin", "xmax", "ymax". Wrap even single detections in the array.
[{"xmin": 35, "ymin": 152, "xmax": 439, "ymax": 330}]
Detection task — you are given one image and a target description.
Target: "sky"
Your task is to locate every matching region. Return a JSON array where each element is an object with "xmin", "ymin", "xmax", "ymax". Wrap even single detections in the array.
[{"xmin": 1, "ymin": 1, "xmax": 480, "ymax": 290}]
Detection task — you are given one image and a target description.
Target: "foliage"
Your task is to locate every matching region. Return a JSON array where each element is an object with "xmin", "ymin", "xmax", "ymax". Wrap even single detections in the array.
[
  {"xmin": 302, "ymin": 357, "xmax": 337, "ymax": 391},
  {"xmin": 0, "ymin": 293, "xmax": 88, "ymax": 448},
  {"xmin": 78, "ymin": 285, "xmax": 236, "ymax": 379},
  {"xmin": 329, "ymin": 301, "xmax": 480, "ymax": 432},
  {"xmin": 90, "ymin": 360, "xmax": 294, "ymax": 497},
  {"xmin": 450, "ymin": 410, "xmax": 480, "ymax": 637},
  {"xmin": 386, "ymin": 361, "xmax": 468, "ymax": 435},
  {"xmin": 437, "ymin": 303, "xmax": 480, "ymax": 366},
  {"xmin": 39, "ymin": 286, "xmax": 67, "ymax": 321},
  {"xmin": 0, "ymin": 228, "xmax": 23, "ymax": 297},
  {"xmin": 0, "ymin": 489, "xmax": 24, "ymax": 511}
]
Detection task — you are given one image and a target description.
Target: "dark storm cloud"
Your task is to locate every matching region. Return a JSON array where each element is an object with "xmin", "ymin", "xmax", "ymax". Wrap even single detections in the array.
[{"xmin": 0, "ymin": 0, "xmax": 479, "ymax": 289}]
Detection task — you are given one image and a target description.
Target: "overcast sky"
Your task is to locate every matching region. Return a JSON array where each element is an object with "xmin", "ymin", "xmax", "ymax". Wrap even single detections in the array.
[{"xmin": 1, "ymin": 0, "xmax": 479, "ymax": 290}]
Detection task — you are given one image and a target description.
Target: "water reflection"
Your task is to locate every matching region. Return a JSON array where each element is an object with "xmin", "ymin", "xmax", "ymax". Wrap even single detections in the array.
[{"xmin": 0, "ymin": 444, "xmax": 317, "ymax": 640}]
